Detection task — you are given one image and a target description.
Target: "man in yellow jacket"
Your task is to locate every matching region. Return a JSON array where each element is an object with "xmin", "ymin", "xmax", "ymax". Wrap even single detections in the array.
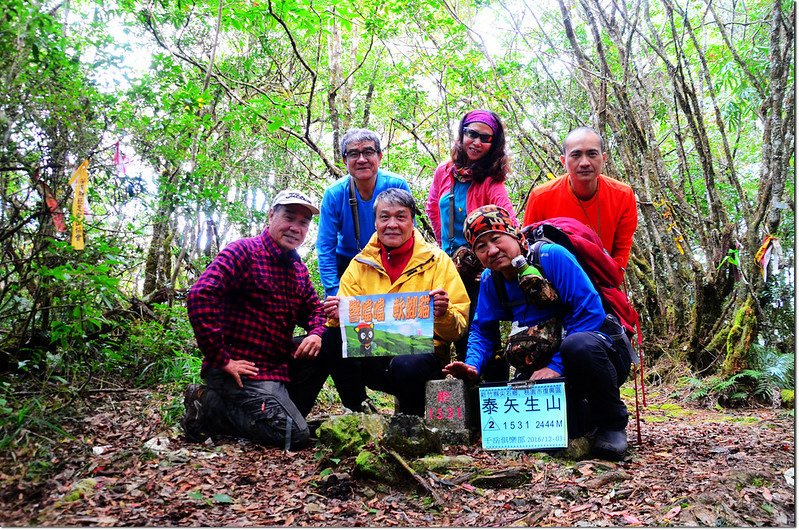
[{"xmin": 315, "ymin": 188, "xmax": 470, "ymax": 416}]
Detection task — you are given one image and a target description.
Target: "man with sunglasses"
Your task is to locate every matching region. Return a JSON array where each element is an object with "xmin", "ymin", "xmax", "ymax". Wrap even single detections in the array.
[
  {"xmin": 316, "ymin": 128, "xmax": 411, "ymax": 410},
  {"xmin": 522, "ymin": 127, "xmax": 637, "ymax": 271}
]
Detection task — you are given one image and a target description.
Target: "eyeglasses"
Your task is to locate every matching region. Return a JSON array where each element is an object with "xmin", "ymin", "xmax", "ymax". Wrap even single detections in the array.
[
  {"xmin": 463, "ymin": 127, "xmax": 493, "ymax": 143},
  {"xmin": 344, "ymin": 148, "xmax": 379, "ymax": 160}
]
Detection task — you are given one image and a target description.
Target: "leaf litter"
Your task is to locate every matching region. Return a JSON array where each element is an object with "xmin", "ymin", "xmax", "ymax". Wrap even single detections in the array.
[{"xmin": 0, "ymin": 386, "xmax": 794, "ymax": 526}]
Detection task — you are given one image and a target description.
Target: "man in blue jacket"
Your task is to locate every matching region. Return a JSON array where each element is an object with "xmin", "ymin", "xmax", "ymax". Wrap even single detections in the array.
[
  {"xmin": 444, "ymin": 205, "xmax": 633, "ymax": 460},
  {"xmin": 316, "ymin": 129, "xmax": 411, "ymax": 411},
  {"xmin": 317, "ymin": 129, "xmax": 411, "ymax": 298}
]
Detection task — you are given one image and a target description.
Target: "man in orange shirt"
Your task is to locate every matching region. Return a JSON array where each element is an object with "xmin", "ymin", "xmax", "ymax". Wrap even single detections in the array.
[{"xmin": 523, "ymin": 127, "xmax": 637, "ymax": 270}]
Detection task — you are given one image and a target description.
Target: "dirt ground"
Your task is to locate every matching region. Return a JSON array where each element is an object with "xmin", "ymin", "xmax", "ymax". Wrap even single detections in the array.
[{"xmin": 1, "ymin": 384, "xmax": 794, "ymax": 527}]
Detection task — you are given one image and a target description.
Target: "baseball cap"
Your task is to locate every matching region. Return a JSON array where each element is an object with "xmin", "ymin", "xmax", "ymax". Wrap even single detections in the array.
[
  {"xmin": 271, "ymin": 189, "xmax": 319, "ymax": 215},
  {"xmin": 463, "ymin": 205, "xmax": 522, "ymax": 249}
]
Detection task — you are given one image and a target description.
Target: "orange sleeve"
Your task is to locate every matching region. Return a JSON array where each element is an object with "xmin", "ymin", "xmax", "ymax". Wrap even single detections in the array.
[{"xmin": 606, "ymin": 183, "xmax": 637, "ymax": 269}]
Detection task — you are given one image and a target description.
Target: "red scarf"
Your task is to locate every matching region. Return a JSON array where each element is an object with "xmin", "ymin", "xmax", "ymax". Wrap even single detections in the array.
[{"xmin": 380, "ymin": 234, "xmax": 415, "ymax": 284}]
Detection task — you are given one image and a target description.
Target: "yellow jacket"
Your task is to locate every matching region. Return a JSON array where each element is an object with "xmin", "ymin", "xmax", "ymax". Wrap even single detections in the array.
[{"xmin": 335, "ymin": 229, "xmax": 470, "ymax": 362}]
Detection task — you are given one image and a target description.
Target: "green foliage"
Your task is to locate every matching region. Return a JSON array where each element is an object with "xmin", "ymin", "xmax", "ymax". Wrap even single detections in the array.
[
  {"xmin": 312, "ymin": 377, "xmax": 342, "ymax": 410},
  {"xmin": 0, "ymin": 237, "xmax": 133, "ymax": 384},
  {"xmin": 779, "ymin": 389, "xmax": 794, "ymax": 409},
  {"xmin": 0, "ymin": 0, "xmax": 793, "ymax": 406},
  {"xmin": 39, "ymin": 262, "xmax": 123, "ymax": 347},
  {"xmin": 160, "ymin": 392, "xmax": 187, "ymax": 428},
  {"xmin": 685, "ymin": 344, "xmax": 794, "ymax": 407},
  {"xmin": 758, "ymin": 269, "xmax": 796, "ymax": 355},
  {"xmin": 0, "ymin": 387, "xmax": 71, "ymax": 456},
  {"xmin": 750, "ymin": 344, "xmax": 795, "ymax": 392},
  {"xmin": 185, "ymin": 489, "xmax": 235, "ymax": 505},
  {"xmin": 116, "ymin": 304, "xmax": 202, "ymax": 386},
  {"xmin": 684, "ymin": 373, "xmax": 750, "ymax": 407}
]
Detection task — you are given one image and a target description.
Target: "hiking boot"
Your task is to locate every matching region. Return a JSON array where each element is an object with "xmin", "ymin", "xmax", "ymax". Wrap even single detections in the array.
[
  {"xmin": 592, "ymin": 429, "xmax": 628, "ymax": 461},
  {"xmin": 181, "ymin": 384, "xmax": 210, "ymax": 443}
]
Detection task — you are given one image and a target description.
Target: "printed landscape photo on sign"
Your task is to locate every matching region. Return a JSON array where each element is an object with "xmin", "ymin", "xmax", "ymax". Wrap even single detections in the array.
[{"xmin": 339, "ymin": 292, "xmax": 434, "ymax": 358}]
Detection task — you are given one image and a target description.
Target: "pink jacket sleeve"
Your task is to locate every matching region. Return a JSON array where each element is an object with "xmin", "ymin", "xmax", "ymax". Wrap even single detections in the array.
[
  {"xmin": 488, "ymin": 180, "xmax": 517, "ymax": 225},
  {"xmin": 426, "ymin": 163, "xmax": 449, "ymax": 246},
  {"xmin": 466, "ymin": 178, "xmax": 518, "ymax": 226}
]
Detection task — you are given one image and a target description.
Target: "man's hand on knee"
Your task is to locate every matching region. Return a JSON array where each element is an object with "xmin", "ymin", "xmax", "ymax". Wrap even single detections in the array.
[
  {"xmin": 293, "ymin": 334, "xmax": 322, "ymax": 360},
  {"xmin": 223, "ymin": 359, "xmax": 259, "ymax": 388}
]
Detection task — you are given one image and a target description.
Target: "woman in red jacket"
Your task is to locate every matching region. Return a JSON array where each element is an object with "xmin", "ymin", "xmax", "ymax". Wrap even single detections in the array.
[
  {"xmin": 425, "ymin": 109, "xmax": 517, "ymax": 379},
  {"xmin": 426, "ymin": 109, "xmax": 516, "ymax": 253}
]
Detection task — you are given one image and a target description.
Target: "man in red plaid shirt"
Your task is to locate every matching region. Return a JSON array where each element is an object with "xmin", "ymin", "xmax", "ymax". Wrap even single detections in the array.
[{"xmin": 182, "ymin": 190, "xmax": 327, "ymax": 450}]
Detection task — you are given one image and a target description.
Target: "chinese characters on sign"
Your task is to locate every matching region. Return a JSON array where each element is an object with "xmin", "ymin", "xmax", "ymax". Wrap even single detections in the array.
[
  {"xmin": 428, "ymin": 389, "xmax": 463, "ymax": 425},
  {"xmin": 338, "ymin": 292, "xmax": 434, "ymax": 358},
  {"xmin": 478, "ymin": 381, "xmax": 568, "ymax": 450},
  {"xmin": 424, "ymin": 376, "xmax": 471, "ymax": 437}
]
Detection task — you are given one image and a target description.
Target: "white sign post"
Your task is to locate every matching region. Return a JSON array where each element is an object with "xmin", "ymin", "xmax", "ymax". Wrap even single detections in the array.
[{"xmin": 478, "ymin": 379, "xmax": 568, "ymax": 450}]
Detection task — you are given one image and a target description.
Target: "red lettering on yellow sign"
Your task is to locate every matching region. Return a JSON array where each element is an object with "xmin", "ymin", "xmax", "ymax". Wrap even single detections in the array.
[
  {"xmin": 418, "ymin": 295, "xmax": 430, "ymax": 319},
  {"xmin": 393, "ymin": 298, "xmax": 406, "ymax": 320},
  {"xmin": 348, "ymin": 299, "xmax": 362, "ymax": 324},
  {"xmin": 406, "ymin": 295, "xmax": 418, "ymax": 319},
  {"xmin": 362, "ymin": 299, "xmax": 373, "ymax": 323},
  {"xmin": 373, "ymin": 298, "xmax": 385, "ymax": 322}
]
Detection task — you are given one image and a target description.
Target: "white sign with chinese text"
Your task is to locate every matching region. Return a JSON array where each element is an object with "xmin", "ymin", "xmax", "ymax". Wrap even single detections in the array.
[{"xmin": 478, "ymin": 380, "xmax": 568, "ymax": 450}]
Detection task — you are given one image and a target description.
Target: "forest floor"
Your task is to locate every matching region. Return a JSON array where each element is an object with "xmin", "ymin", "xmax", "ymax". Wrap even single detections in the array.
[{"xmin": 1, "ymin": 382, "xmax": 795, "ymax": 527}]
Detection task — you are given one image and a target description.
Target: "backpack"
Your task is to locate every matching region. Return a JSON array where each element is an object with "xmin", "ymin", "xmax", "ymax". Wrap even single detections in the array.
[{"xmin": 522, "ymin": 217, "xmax": 642, "ymax": 346}]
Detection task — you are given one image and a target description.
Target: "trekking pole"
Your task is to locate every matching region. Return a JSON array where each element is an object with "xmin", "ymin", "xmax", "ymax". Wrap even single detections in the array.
[
  {"xmin": 639, "ymin": 346, "xmax": 647, "ymax": 407},
  {"xmin": 623, "ymin": 271, "xmax": 646, "ymax": 409},
  {"xmin": 633, "ymin": 362, "xmax": 642, "ymax": 445}
]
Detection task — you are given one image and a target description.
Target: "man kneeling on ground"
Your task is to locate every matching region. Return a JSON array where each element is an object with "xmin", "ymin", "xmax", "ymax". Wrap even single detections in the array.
[
  {"xmin": 181, "ymin": 189, "xmax": 326, "ymax": 450},
  {"xmin": 444, "ymin": 205, "xmax": 633, "ymax": 460},
  {"xmin": 316, "ymin": 188, "xmax": 470, "ymax": 415}
]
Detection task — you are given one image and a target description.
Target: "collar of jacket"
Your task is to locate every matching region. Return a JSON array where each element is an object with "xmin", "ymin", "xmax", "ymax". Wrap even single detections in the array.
[{"xmin": 354, "ymin": 228, "xmax": 436, "ymax": 277}]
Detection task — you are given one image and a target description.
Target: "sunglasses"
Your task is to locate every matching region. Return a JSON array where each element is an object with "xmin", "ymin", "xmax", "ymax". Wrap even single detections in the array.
[{"xmin": 463, "ymin": 127, "xmax": 494, "ymax": 143}]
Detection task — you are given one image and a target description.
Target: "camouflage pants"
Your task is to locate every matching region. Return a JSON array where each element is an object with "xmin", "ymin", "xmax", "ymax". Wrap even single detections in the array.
[{"xmin": 201, "ymin": 369, "xmax": 309, "ymax": 450}]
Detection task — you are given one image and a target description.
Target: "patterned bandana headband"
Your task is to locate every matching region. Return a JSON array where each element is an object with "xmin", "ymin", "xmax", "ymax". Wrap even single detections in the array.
[
  {"xmin": 463, "ymin": 205, "xmax": 522, "ymax": 249},
  {"xmin": 463, "ymin": 109, "xmax": 498, "ymax": 135}
]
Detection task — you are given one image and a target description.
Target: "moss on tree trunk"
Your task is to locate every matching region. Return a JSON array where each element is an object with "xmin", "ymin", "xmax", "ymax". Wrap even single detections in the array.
[{"xmin": 720, "ymin": 295, "xmax": 758, "ymax": 377}]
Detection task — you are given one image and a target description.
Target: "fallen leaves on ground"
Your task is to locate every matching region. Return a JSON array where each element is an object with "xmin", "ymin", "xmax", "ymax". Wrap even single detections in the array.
[{"xmin": 0, "ymin": 387, "xmax": 794, "ymax": 526}]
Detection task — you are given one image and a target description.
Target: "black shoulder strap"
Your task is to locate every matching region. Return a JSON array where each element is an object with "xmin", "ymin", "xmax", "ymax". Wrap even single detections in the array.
[
  {"xmin": 529, "ymin": 240, "xmax": 545, "ymax": 273},
  {"xmin": 491, "ymin": 270, "xmax": 525, "ymax": 308},
  {"xmin": 447, "ymin": 169, "xmax": 457, "ymax": 253},
  {"xmin": 349, "ymin": 176, "xmax": 361, "ymax": 251}
]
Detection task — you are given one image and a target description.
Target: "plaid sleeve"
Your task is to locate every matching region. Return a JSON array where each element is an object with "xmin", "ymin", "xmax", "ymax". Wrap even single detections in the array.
[
  {"xmin": 293, "ymin": 262, "xmax": 327, "ymax": 337},
  {"xmin": 186, "ymin": 242, "xmax": 248, "ymax": 369}
]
